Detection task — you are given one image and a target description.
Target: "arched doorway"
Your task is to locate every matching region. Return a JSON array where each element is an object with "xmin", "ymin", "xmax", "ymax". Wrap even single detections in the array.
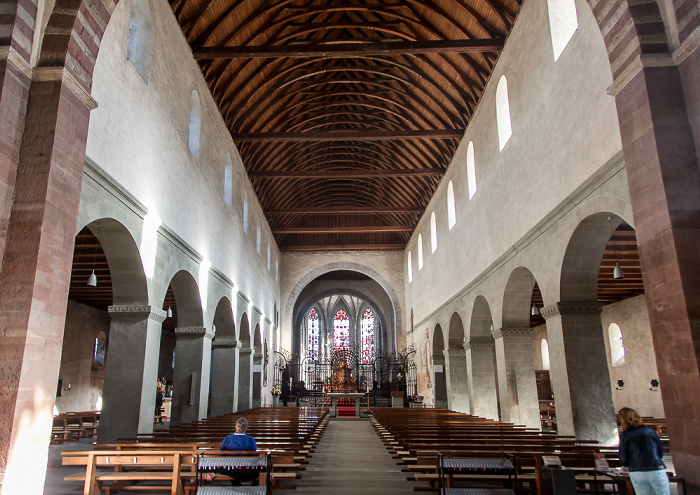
[{"xmin": 445, "ymin": 313, "xmax": 469, "ymax": 413}]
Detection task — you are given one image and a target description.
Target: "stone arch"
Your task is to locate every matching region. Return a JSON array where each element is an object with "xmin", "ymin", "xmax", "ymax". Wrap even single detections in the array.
[
  {"xmin": 89, "ymin": 218, "xmax": 149, "ymax": 305},
  {"xmin": 469, "ymin": 295, "xmax": 494, "ymax": 339},
  {"xmin": 167, "ymin": 270, "xmax": 203, "ymax": 328},
  {"xmin": 496, "ymin": 267, "xmax": 540, "ymax": 428},
  {"xmin": 212, "ymin": 297, "xmax": 235, "ymax": 338},
  {"xmin": 252, "ymin": 323, "xmax": 263, "ymax": 407},
  {"xmin": 560, "ymin": 212, "xmax": 623, "ymax": 302},
  {"xmin": 237, "ymin": 312, "xmax": 252, "ymax": 411},
  {"xmin": 445, "ymin": 312, "xmax": 469, "ymax": 412},
  {"xmin": 210, "ymin": 297, "xmax": 237, "ymax": 416},
  {"xmin": 432, "ymin": 323, "xmax": 447, "ymax": 409},
  {"xmin": 467, "ymin": 296, "xmax": 498, "ymax": 419},
  {"xmin": 547, "ymin": 211, "xmax": 622, "ymax": 442},
  {"xmin": 502, "ymin": 266, "xmax": 538, "ymax": 327},
  {"xmin": 285, "ymin": 262, "xmax": 403, "ymax": 351}
]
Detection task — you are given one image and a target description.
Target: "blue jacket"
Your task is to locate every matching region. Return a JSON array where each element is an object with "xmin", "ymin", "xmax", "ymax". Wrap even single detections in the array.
[
  {"xmin": 619, "ymin": 426, "xmax": 665, "ymax": 472},
  {"xmin": 220, "ymin": 433, "xmax": 257, "ymax": 452}
]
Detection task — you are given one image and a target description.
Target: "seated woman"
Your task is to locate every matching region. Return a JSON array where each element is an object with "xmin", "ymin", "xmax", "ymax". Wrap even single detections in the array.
[{"xmin": 204, "ymin": 417, "xmax": 260, "ymax": 486}]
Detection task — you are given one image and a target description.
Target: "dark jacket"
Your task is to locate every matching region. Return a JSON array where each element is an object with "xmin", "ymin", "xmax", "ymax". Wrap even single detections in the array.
[{"xmin": 619, "ymin": 426, "xmax": 665, "ymax": 472}]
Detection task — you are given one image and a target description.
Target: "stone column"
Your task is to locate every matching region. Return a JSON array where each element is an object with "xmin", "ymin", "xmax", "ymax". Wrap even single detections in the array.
[
  {"xmin": 492, "ymin": 328, "xmax": 540, "ymax": 429},
  {"xmin": 98, "ymin": 306, "xmax": 165, "ymax": 443},
  {"xmin": 252, "ymin": 349, "xmax": 262, "ymax": 408},
  {"xmin": 443, "ymin": 348, "xmax": 470, "ymax": 413},
  {"xmin": 541, "ymin": 302, "xmax": 616, "ymax": 443},
  {"xmin": 613, "ymin": 59, "xmax": 700, "ymax": 485},
  {"xmin": 170, "ymin": 327, "xmax": 214, "ymax": 426},
  {"xmin": 237, "ymin": 347, "xmax": 253, "ymax": 411},
  {"xmin": 0, "ymin": 67, "xmax": 97, "ymax": 493},
  {"xmin": 465, "ymin": 338, "xmax": 499, "ymax": 420},
  {"xmin": 210, "ymin": 339, "xmax": 239, "ymax": 417},
  {"xmin": 433, "ymin": 352, "xmax": 447, "ymax": 409}
]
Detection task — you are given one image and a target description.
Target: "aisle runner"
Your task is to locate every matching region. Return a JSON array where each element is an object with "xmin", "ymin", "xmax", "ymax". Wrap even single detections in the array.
[{"xmin": 295, "ymin": 420, "xmax": 413, "ymax": 494}]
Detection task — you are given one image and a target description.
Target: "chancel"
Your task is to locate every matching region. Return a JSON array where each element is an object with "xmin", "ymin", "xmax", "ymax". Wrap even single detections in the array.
[{"xmin": 0, "ymin": 0, "xmax": 699, "ymax": 494}]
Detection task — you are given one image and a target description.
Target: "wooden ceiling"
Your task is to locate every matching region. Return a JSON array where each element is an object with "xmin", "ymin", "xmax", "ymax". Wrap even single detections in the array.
[{"xmin": 168, "ymin": 0, "xmax": 522, "ymax": 251}]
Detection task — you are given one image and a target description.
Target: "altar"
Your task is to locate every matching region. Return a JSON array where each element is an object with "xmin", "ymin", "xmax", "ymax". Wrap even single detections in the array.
[{"xmin": 326, "ymin": 392, "xmax": 366, "ymax": 418}]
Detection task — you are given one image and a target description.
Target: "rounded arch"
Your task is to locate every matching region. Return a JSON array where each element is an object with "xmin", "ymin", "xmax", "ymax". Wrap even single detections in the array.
[
  {"xmin": 560, "ymin": 212, "xmax": 627, "ymax": 301},
  {"xmin": 166, "ymin": 270, "xmax": 203, "ymax": 327},
  {"xmin": 448, "ymin": 312, "xmax": 465, "ymax": 349},
  {"xmin": 253, "ymin": 323, "xmax": 262, "ymax": 350},
  {"xmin": 470, "ymin": 295, "xmax": 494, "ymax": 339},
  {"xmin": 88, "ymin": 218, "xmax": 149, "ymax": 306},
  {"xmin": 212, "ymin": 296, "xmax": 235, "ymax": 338},
  {"xmin": 502, "ymin": 266, "xmax": 537, "ymax": 327},
  {"xmin": 432, "ymin": 323, "xmax": 447, "ymax": 408},
  {"xmin": 239, "ymin": 312, "xmax": 251, "ymax": 347},
  {"xmin": 285, "ymin": 262, "xmax": 403, "ymax": 348}
]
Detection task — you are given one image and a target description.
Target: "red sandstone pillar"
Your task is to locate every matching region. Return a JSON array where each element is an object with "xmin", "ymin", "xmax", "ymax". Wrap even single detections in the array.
[
  {"xmin": 615, "ymin": 63, "xmax": 700, "ymax": 492},
  {"xmin": 0, "ymin": 74, "xmax": 95, "ymax": 493}
]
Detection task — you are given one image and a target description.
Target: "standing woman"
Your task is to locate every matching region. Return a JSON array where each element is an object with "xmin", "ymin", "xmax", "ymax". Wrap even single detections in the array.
[{"xmin": 618, "ymin": 407, "xmax": 669, "ymax": 495}]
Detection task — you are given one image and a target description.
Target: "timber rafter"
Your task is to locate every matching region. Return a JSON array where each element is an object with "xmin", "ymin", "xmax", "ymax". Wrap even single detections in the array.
[{"xmin": 169, "ymin": 0, "xmax": 522, "ymax": 250}]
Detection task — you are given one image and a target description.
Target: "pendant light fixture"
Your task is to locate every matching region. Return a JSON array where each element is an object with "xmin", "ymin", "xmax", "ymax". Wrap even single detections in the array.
[
  {"xmin": 167, "ymin": 307, "xmax": 173, "ymax": 318},
  {"xmin": 530, "ymin": 272, "xmax": 539, "ymax": 316},
  {"xmin": 87, "ymin": 224, "xmax": 100, "ymax": 287},
  {"xmin": 608, "ymin": 216, "xmax": 624, "ymax": 280}
]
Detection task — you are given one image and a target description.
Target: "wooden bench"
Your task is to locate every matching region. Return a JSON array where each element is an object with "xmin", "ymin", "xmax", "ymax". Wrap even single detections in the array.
[{"xmin": 77, "ymin": 450, "xmax": 191, "ymax": 495}]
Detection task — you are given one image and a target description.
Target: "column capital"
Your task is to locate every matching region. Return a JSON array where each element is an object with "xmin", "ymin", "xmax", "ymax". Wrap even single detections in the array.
[
  {"xmin": 465, "ymin": 337, "xmax": 494, "ymax": 350},
  {"xmin": 212, "ymin": 339, "xmax": 239, "ymax": 349},
  {"xmin": 491, "ymin": 327, "xmax": 534, "ymax": 339},
  {"xmin": 238, "ymin": 347, "xmax": 253, "ymax": 355},
  {"xmin": 33, "ymin": 66, "xmax": 98, "ymax": 110},
  {"xmin": 174, "ymin": 327, "xmax": 214, "ymax": 339},
  {"xmin": 443, "ymin": 348, "xmax": 466, "ymax": 358},
  {"xmin": 108, "ymin": 305, "xmax": 167, "ymax": 323},
  {"xmin": 540, "ymin": 302, "xmax": 604, "ymax": 320}
]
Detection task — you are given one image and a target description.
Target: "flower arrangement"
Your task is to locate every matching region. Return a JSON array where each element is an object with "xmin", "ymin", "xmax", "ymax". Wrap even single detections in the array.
[{"xmin": 271, "ymin": 385, "xmax": 281, "ymax": 396}]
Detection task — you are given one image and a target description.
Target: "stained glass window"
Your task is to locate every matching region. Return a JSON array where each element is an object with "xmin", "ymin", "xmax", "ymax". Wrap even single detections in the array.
[
  {"xmin": 361, "ymin": 308, "xmax": 374, "ymax": 364},
  {"xmin": 333, "ymin": 310, "xmax": 349, "ymax": 350},
  {"xmin": 307, "ymin": 308, "xmax": 319, "ymax": 360}
]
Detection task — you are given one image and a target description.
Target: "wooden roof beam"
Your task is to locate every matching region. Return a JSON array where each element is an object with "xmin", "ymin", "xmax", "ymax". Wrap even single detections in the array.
[
  {"xmin": 232, "ymin": 129, "xmax": 463, "ymax": 142},
  {"xmin": 193, "ymin": 39, "xmax": 503, "ymax": 59},
  {"xmin": 272, "ymin": 226, "xmax": 413, "ymax": 234},
  {"xmin": 266, "ymin": 206, "xmax": 423, "ymax": 214},
  {"xmin": 250, "ymin": 168, "xmax": 446, "ymax": 178},
  {"xmin": 279, "ymin": 244, "xmax": 405, "ymax": 251}
]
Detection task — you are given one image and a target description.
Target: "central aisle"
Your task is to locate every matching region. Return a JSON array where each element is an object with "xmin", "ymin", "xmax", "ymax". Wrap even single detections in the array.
[{"xmin": 295, "ymin": 419, "xmax": 413, "ymax": 494}]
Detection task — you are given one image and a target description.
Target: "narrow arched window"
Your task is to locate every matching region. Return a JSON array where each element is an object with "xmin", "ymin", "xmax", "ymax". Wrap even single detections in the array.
[
  {"xmin": 496, "ymin": 76, "xmax": 512, "ymax": 151},
  {"xmin": 547, "ymin": 0, "xmax": 578, "ymax": 61},
  {"xmin": 541, "ymin": 339, "xmax": 550, "ymax": 371},
  {"xmin": 608, "ymin": 323, "xmax": 625, "ymax": 367},
  {"xmin": 275, "ymin": 261, "xmax": 279, "ymax": 282},
  {"xmin": 189, "ymin": 91, "xmax": 202, "ymax": 159},
  {"xmin": 93, "ymin": 331, "xmax": 106, "ymax": 369},
  {"xmin": 361, "ymin": 308, "xmax": 375, "ymax": 364},
  {"xmin": 333, "ymin": 310, "xmax": 350, "ymax": 350},
  {"xmin": 447, "ymin": 181, "xmax": 456, "ymax": 229},
  {"xmin": 430, "ymin": 212, "xmax": 437, "ymax": 253},
  {"xmin": 417, "ymin": 234, "xmax": 424, "ymax": 270},
  {"xmin": 467, "ymin": 142, "xmax": 477, "ymax": 199},
  {"xmin": 307, "ymin": 308, "xmax": 320, "ymax": 360},
  {"xmin": 243, "ymin": 191, "xmax": 249, "ymax": 234},
  {"xmin": 256, "ymin": 224, "xmax": 261, "ymax": 255},
  {"xmin": 224, "ymin": 153, "xmax": 233, "ymax": 206},
  {"xmin": 126, "ymin": 0, "xmax": 152, "ymax": 83},
  {"xmin": 407, "ymin": 251, "xmax": 413, "ymax": 283},
  {"xmin": 267, "ymin": 244, "xmax": 271, "ymax": 271}
]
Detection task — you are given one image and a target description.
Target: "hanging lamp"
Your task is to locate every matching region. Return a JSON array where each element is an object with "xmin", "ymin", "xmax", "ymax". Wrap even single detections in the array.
[
  {"xmin": 87, "ymin": 224, "xmax": 100, "ymax": 287},
  {"xmin": 608, "ymin": 216, "xmax": 624, "ymax": 280}
]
